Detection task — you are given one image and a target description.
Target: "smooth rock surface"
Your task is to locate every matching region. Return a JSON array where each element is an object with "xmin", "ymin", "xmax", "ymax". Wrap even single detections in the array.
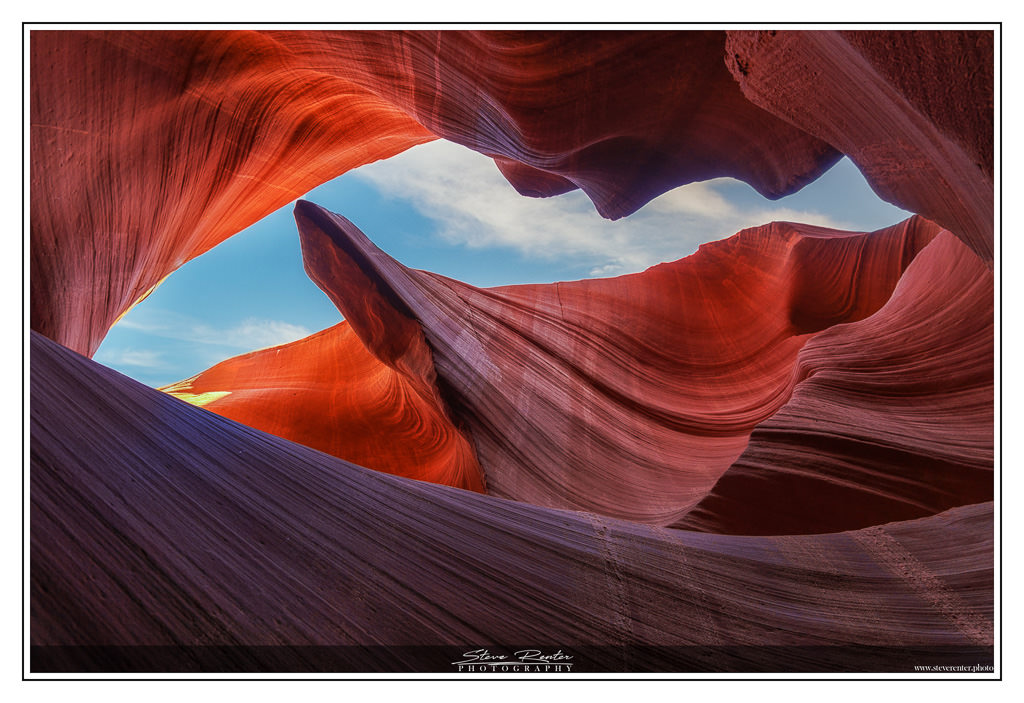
[{"xmin": 30, "ymin": 331, "xmax": 993, "ymax": 672}]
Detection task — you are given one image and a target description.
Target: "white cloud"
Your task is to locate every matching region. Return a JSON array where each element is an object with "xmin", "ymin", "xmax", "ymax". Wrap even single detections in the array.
[
  {"xmin": 115, "ymin": 310, "xmax": 312, "ymax": 352},
  {"xmin": 93, "ymin": 348, "xmax": 164, "ymax": 369},
  {"xmin": 588, "ymin": 263, "xmax": 626, "ymax": 277},
  {"xmin": 351, "ymin": 140, "xmax": 857, "ymax": 277},
  {"xmin": 215, "ymin": 318, "xmax": 313, "ymax": 351},
  {"xmin": 647, "ymin": 180, "xmax": 735, "ymax": 219}
]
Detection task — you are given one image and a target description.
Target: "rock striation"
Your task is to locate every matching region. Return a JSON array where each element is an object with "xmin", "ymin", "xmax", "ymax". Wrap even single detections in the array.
[
  {"xmin": 297, "ymin": 204, "xmax": 947, "ymax": 524},
  {"xmin": 31, "ymin": 331, "xmax": 993, "ymax": 672},
  {"xmin": 165, "ymin": 208, "xmax": 944, "ymax": 510},
  {"xmin": 31, "ymin": 29, "xmax": 848, "ymax": 356},
  {"xmin": 161, "ymin": 320, "xmax": 485, "ymax": 492},
  {"xmin": 678, "ymin": 231, "xmax": 994, "ymax": 534},
  {"xmin": 28, "ymin": 28, "xmax": 995, "ymax": 673},
  {"xmin": 172, "ymin": 205, "xmax": 989, "ymax": 534},
  {"xmin": 30, "ymin": 30, "xmax": 992, "ymax": 359},
  {"xmin": 726, "ymin": 30, "xmax": 993, "ymax": 264}
]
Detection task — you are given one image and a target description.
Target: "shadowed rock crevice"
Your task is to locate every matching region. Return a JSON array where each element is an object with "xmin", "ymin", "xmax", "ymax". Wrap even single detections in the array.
[{"xmin": 680, "ymin": 231, "xmax": 993, "ymax": 534}]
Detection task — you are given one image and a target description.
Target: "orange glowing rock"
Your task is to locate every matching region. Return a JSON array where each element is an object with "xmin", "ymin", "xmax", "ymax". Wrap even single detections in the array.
[
  {"xmin": 160, "ymin": 203, "xmax": 937, "ymax": 520},
  {"xmin": 30, "ymin": 29, "xmax": 838, "ymax": 357},
  {"xmin": 30, "ymin": 30, "xmax": 435, "ymax": 357},
  {"xmin": 28, "ymin": 29, "xmax": 995, "ymax": 672},
  {"xmin": 162, "ymin": 208, "xmax": 946, "ymax": 509},
  {"xmin": 161, "ymin": 321, "xmax": 484, "ymax": 492}
]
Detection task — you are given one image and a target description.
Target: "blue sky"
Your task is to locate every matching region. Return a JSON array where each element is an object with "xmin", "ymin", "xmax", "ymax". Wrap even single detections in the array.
[{"xmin": 95, "ymin": 140, "xmax": 912, "ymax": 388}]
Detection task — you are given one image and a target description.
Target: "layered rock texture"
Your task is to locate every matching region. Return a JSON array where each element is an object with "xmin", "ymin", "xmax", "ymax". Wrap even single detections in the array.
[
  {"xmin": 678, "ymin": 230, "xmax": 994, "ymax": 535},
  {"xmin": 31, "ymin": 29, "xmax": 846, "ymax": 357},
  {"xmin": 726, "ymin": 31, "xmax": 993, "ymax": 264},
  {"xmin": 30, "ymin": 29, "xmax": 995, "ymax": 673},
  {"xmin": 31, "ymin": 331, "xmax": 994, "ymax": 672},
  {"xmin": 167, "ymin": 206, "xmax": 948, "ymax": 526},
  {"xmin": 160, "ymin": 319, "xmax": 485, "ymax": 492}
]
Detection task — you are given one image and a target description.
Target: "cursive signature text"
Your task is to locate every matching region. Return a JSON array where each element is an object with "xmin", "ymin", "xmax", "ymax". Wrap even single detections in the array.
[{"xmin": 452, "ymin": 647, "xmax": 574, "ymax": 667}]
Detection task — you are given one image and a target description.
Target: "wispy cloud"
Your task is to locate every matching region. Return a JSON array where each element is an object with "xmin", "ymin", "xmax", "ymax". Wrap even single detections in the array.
[
  {"xmin": 102, "ymin": 310, "xmax": 315, "ymax": 381},
  {"xmin": 351, "ymin": 141, "xmax": 857, "ymax": 277},
  {"xmin": 93, "ymin": 348, "xmax": 165, "ymax": 369},
  {"xmin": 214, "ymin": 318, "xmax": 313, "ymax": 351},
  {"xmin": 116, "ymin": 311, "xmax": 312, "ymax": 353}
]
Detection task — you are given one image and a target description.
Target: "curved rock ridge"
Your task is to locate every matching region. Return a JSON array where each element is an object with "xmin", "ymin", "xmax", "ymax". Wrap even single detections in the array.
[
  {"xmin": 726, "ymin": 30, "xmax": 994, "ymax": 265},
  {"xmin": 678, "ymin": 231, "xmax": 994, "ymax": 535},
  {"xmin": 160, "ymin": 321, "xmax": 485, "ymax": 492},
  {"xmin": 267, "ymin": 30, "xmax": 841, "ymax": 214},
  {"xmin": 285, "ymin": 202, "xmax": 940, "ymax": 525},
  {"xmin": 31, "ymin": 29, "xmax": 843, "ymax": 356},
  {"xmin": 27, "ymin": 29, "xmax": 997, "ymax": 673},
  {"xmin": 31, "ymin": 330, "xmax": 993, "ymax": 671},
  {"xmin": 30, "ymin": 30, "xmax": 435, "ymax": 357},
  {"xmin": 30, "ymin": 30, "xmax": 993, "ymax": 359}
]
